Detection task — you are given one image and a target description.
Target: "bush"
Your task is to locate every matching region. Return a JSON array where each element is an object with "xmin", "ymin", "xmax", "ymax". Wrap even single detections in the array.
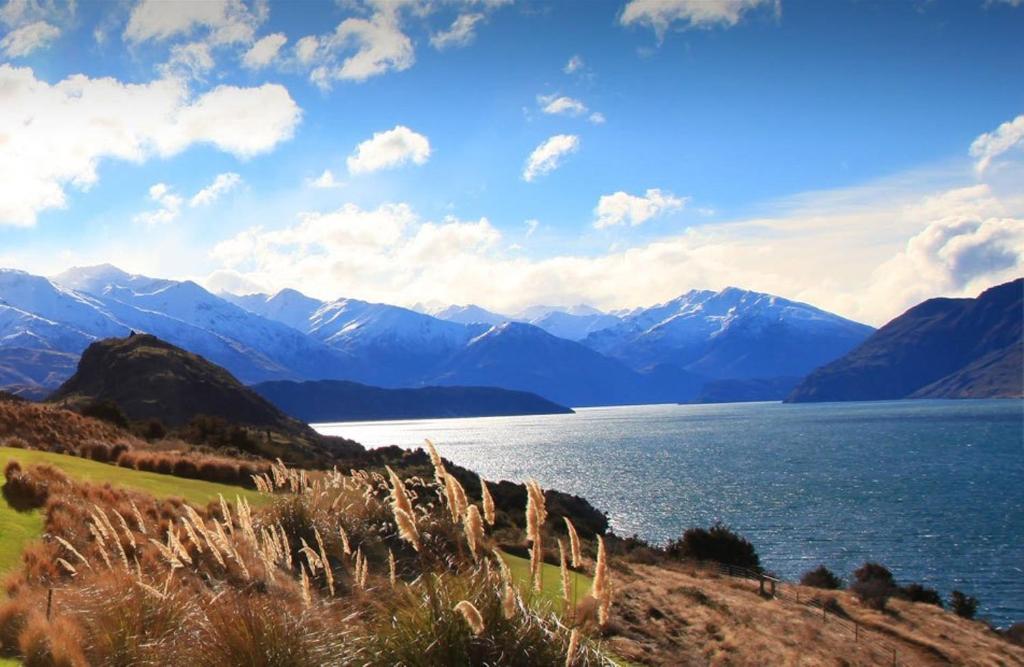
[
  {"xmin": 80, "ymin": 401, "xmax": 128, "ymax": 429},
  {"xmin": 899, "ymin": 582, "xmax": 943, "ymax": 607},
  {"xmin": 2, "ymin": 461, "xmax": 50, "ymax": 510},
  {"xmin": 800, "ymin": 565, "xmax": 842, "ymax": 590},
  {"xmin": 137, "ymin": 419, "xmax": 166, "ymax": 441},
  {"xmin": 850, "ymin": 562, "xmax": 896, "ymax": 610},
  {"xmin": 950, "ymin": 590, "xmax": 978, "ymax": 619},
  {"xmin": 666, "ymin": 522, "xmax": 761, "ymax": 571}
]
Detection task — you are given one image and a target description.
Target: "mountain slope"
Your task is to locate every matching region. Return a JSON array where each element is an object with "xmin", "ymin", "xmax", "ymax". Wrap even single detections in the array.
[
  {"xmin": 49, "ymin": 334, "xmax": 308, "ymax": 432},
  {"xmin": 428, "ymin": 322, "xmax": 672, "ymax": 407},
  {"xmin": 584, "ymin": 287, "xmax": 874, "ymax": 380},
  {"xmin": 433, "ymin": 304, "xmax": 509, "ymax": 326},
  {"xmin": 52, "ymin": 266, "xmax": 357, "ymax": 384},
  {"xmin": 787, "ymin": 279, "xmax": 1023, "ymax": 402},
  {"xmin": 253, "ymin": 379, "xmax": 573, "ymax": 422}
]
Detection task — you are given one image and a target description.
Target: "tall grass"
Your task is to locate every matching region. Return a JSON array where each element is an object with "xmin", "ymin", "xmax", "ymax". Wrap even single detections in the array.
[{"xmin": 1, "ymin": 456, "xmax": 616, "ymax": 665}]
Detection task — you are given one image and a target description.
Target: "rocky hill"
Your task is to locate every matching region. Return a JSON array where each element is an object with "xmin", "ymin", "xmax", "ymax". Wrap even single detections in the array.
[
  {"xmin": 49, "ymin": 333, "xmax": 308, "ymax": 433},
  {"xmin": 788, "ymin": 279, "xmax": 1023, "ymax": 402}
]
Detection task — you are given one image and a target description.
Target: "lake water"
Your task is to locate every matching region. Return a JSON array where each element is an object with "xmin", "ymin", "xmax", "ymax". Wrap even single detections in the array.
[{"xmin": 314, "ymin": 399, "xmax": 1024, "ymax": 627}]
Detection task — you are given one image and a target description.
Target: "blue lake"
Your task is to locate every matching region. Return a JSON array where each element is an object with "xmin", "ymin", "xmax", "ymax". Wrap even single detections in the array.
[{"xmin": 315, "ymin": 399, "xmax": 1024, "ymax": 627}]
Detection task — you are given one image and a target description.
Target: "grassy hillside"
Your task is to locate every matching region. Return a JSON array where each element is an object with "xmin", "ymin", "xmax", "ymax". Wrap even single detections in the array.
[{"xmin": 0, "ymin": 446, "xmax": 264, "ymax": 576}]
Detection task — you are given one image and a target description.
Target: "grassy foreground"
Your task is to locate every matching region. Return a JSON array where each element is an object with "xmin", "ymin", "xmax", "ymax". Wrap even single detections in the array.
[{"xmin": 0, "ymin": 446, "xmax": 264, "ymax": 576}]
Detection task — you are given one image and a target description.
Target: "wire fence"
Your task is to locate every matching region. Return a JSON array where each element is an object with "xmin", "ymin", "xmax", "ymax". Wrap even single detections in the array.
[{"xmin": 694, "ymin": 560, "xmax": 902, "ymax": 666}]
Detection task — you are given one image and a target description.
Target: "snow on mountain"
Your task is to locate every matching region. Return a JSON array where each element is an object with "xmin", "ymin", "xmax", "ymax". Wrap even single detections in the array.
[
  {"xmin": 433, "ymin": 304, "xmax": 509, "ymax": 326},
  {"xmin": 0, "ymin": 269, "xmax": 128, "ymax": 341},
  {"xmin": 584, "ymin": 287, "xmax": 874, "ymax": 379},
  {"xmin": 221, "ymin": 289, "xmax": 326, "ymax": 332},
  {"xmin": 527, "ymin": 310, "xmax": 621, "ymax": 341},
  {"xmin": 47, "ymin": 266, "xmax": 357, "ymax": 384}
]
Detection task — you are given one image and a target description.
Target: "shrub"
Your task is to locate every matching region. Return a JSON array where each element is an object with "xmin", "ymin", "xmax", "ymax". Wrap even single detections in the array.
[
  {"xmin": 80, "ymin": 400, "xmax": 128, "ymax": 429},
  {"xmin": 850, "ymin": 562, "xmax": 896, "ymax": 611},
  {"xmin": 137, "ymin": 419, "xmax": 166, "ymax": 441},
  {"xmin": 800, "ymin": 565, "xmax": 842, "ymax": 590},
  {"xmin": 666, "ymin": 522, "xmax": 761, "ymax": 571},
  {"xmin": 2, "ymin": 461, "xmax": 50, "ymax": 510},
  {"xmin": 950, "ymin": 590, "xmax": 978, "ymax": 619},
  {"xmin": 899, "ymin": 582, "xmax": 943, "ymax": 607},
  {"xmin": 0, "ymin": 598, "xmax": 28, "ymax": 656}
]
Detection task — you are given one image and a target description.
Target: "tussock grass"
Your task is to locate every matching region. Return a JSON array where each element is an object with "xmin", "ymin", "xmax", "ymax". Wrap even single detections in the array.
[{"xmin": 0, "ymin": 456, "xmax": 617, "ymax": 665}]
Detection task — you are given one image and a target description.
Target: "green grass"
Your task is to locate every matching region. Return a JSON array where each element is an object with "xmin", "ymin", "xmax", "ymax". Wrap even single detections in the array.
[
  {"xmin": 500, "ymin": 551, "xmax": 592, "ymax": 611},
  {"xmin": 0, "ymin": 446, "xmax": 266, "ymax": 577}
]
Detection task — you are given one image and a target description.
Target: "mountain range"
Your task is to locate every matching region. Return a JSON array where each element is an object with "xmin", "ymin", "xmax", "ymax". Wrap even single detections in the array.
[
  {"xmin": 788, "ymin": 279, "xmax": 1023, "ymax": 402},
  {"xmin": 0, "ymin": 264, "xmax": 881, "ymax": 406}
]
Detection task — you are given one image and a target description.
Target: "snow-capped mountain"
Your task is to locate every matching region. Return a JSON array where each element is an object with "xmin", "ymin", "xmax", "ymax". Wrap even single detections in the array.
[
  {"xmin": 584, "ymin": 287, "xmax": 874, "ymax": 379},
  {"xmin": 431, "ymin": 302, "xmax": 621, "ymax": 341},
  {"xmin": 1, "ymin": 265, "xmax": 876, "ymax": 405},
  {"xmin": 50, "ymin": 266, "xmax": 356, "ymax": 385},
  {"xmin": 432, "ymin": 304, "xmax": 509, "ymax": 326},
  {"xmin": 427, "ymin": 321, "xmax": 674, "ymax": 406}
]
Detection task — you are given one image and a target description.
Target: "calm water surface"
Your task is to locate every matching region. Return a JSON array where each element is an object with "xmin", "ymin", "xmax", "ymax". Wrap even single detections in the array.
[{"xmin": 315, "ymin": 400, "xmax": 1024, "ymax": 626}]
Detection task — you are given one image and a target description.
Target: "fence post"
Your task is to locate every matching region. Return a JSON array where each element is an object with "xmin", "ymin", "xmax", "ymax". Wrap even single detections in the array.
[
  {"xmin": 823, "ymin": 604, "xmax": 827, "ymax": 622},
  {"xmin": 854, "ymin": 621, "xmax": 859, "ymax": 641},
  {"xmin": 892, "ymin": 648, "xmax": 897, "ymax": 666},
  {"xmin": 46, "ymin": 588, "xmax": 52, "ymax": 620}
]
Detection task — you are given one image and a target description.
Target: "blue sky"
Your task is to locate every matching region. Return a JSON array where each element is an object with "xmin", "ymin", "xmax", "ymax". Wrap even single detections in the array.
[{"xmin": 1, "ymin": 0, "xmax": 1022, "ymax": 324}]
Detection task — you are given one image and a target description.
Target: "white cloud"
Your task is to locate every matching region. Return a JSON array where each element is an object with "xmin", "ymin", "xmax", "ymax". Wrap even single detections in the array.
[
  {"xmin": 538, "ymin": 94, "xmax": 587, "ymax": 117},
  {"xmin": 205, "ymin": 173, "xmax": 1024, "ymax": 326},
  {"xmin": 589, "ymin": 112, "xmax": 606, "ymax": 125},
  {"xmin": 621, "ymin": 0, "xmax": 777, "ymax": 39},
  {"xmin": 320, "ymin": 10, "xmax": 414, "ymax": 84},
  {"xmin": 0, "ymin": 20, "xmax": 59, "ymax": 57},
  {"xmin": 134, "ymin": 182, "xmax": 184, "ymax": 226},
  {"xmin": 162, "ymin": 41, "xmax": 215, "ymax": 79},
  {"xmin": 970, "ymin": 114, "xmax": 1024, "ymax": 173},
  {"xmin": 242, "ymin": 32, "xmax": 287, "ymax": 69},
  {"xmin": 525, "ymin": 219, "xmax": 540, "ymax": 237},
  {"xmin": 523, "ymin": 134, "xmax": 579, "ymax": 182},
  {"xmin": 564, "ymin": 55, "xmax": 584, "ymax": 74},
  {"xmin": 430, "ymin": 13, "xmax": 484, "ymax": 50},
  {"xmin": 0, "ymin": 65, "xmax": 301, "ymax": 227},
  {"xmin": 295, "ymin": 35, "xmax": 320, "ymax": 64},
  {"xmin": 190, "ymin": 172, "xmax": 242, "ymax": 207},
  {"xmin": 347, "ymin": 125, "xmax": 431, "ymax": 174},
  {"xmin": 124, "ymin": 0, "xmax": 262, "ymax": 45},
  {"xmin": 594, "ymin": 189, "xmax": 688, "ymax": 229},
  {"xmin": 309, "ymin": 169, "xmax": 344, "ymax": 189}
]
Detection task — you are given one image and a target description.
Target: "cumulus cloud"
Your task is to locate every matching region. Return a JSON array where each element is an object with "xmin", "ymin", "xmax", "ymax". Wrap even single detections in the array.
[
  {"xmin": 523, "ymin": 134, "xmax": 579, "ymax": 182},
  {"xmin": 242, "ymin": 32, "xmax": 287, "ymax": 69},
  {"xmin": 134, "ymin": 183, "xmax": 184, "ymax": 226},
  {"xmin": 970, "ymin": 114, "xmax": 1024, "ymax": 173},
  {"xmin": 204, "ymin": 176, "xmax": 1024, "ymax": 326},
  {"xmin": 347, "ymin": 125, "xmax": 431, "ymax": 174},
  {"xmin": 313, "ymin": 8, "xmax": 414, "ymax": 85},
  {"xmin": 210, "ymin": 202, "xmax": 501, "ymax": 299},
  {"xmin": 162, "ymin": 41, "xmax": 215, "ymax": 79},
  {"xmin": 621, "ymin": 0, "xmax": 777, "ymax": 39},
  {"xmin": 0, "ymin": 20, "xmax": 59, "ymax": 56},
  {"xmin": 190, "ymin": 172, "xmax": 242, "ymax": 207},
  {"xmin": 309, "ymin": 169, "xmax": 344, "ymax": 189},
  {"xmin": 294, "ymin": 35, "xmax": 320, "ymax": 64},
  {"xmin": 124, "ymin": 0, "xmax": 263, "ymax": 45},
  {"xmin": 594, "ymin": 189, "xmax": 688, "ymax": 229},
  {"xmin": 430, "ymin": 13, "xmax": 485, "ymax": 50},
  {"xmin": 538, "ymin": 93, "xmax": 587, "ymax": 116},
  {"xmin": 0, "ymin": 65, "xmax": 301, "ymax": 227}
]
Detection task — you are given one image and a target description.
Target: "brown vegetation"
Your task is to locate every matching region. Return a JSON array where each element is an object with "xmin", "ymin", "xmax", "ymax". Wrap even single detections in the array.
[{"xmin": 0, "ymin": 460, "xmax": 614, "ymax": 665}]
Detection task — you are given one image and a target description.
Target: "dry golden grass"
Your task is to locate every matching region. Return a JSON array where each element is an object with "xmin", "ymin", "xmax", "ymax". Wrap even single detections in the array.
[
  {"xmin": 1, "ymin": 459, "xmax": 615, "ymax": 665},
  {"xmin": 604, "ymin": 560, "xmax": 1024, "ymax": 666}
]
